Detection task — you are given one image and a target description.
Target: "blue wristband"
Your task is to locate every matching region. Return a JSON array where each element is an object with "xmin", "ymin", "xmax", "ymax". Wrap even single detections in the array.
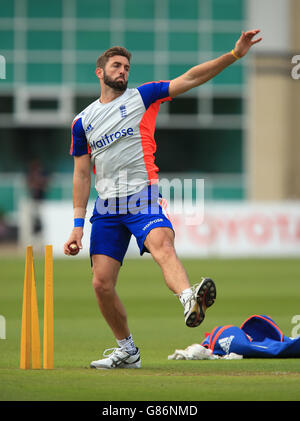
[{"xmin": 74, "ymin": 218, "xmax": 84, "ymax": 228}]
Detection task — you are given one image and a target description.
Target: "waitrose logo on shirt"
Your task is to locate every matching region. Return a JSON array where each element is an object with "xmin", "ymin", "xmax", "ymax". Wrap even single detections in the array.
[{"xmin": 90, "ymin": 127, "xmax": 133, "ymax": 151}]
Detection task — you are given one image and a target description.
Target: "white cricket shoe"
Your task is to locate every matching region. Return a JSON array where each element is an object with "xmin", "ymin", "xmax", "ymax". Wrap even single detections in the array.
[
  {"xmin": 90, "ymin": 347, "xmax": 141, "ymax": 369},
  {"xmin": 184, "ymin": 278, "xmax": 216, "ymax": 328}
]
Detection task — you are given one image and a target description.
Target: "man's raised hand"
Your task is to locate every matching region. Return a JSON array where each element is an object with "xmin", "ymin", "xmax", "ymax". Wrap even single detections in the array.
[{"xmin": 234, "ymin": 29, "xmax": 262, "ymax": 58}]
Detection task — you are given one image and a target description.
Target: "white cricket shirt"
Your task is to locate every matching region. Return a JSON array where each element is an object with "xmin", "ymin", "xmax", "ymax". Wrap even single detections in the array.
[{"xmin": 70, "ymin": 81, "xmax": 171, "ymax": 199}]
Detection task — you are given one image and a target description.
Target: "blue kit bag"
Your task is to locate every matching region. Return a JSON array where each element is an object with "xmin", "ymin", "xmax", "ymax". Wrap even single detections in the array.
[{"xmin": 201, "ymin": 315, "xmax": 300, "ymax": 358}]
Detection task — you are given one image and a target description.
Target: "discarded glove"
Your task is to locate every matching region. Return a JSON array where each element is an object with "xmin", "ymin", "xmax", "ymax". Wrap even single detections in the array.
[{"xmin": 168, "ymin": 343, "xmax": 242, "ymax": 360}]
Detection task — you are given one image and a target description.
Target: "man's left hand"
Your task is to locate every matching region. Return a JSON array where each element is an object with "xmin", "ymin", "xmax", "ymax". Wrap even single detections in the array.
[{"xmin": 234, "ymin": 29, "xmax": 262, "ymax": 58}]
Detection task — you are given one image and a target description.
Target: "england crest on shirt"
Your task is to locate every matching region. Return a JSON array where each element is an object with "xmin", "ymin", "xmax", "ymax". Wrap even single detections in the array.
[{"xmin": 120, "ymin": 105, "xmax": 127, "ymax": 118}]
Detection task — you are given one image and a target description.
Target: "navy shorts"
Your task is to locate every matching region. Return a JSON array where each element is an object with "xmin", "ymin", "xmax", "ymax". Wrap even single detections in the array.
[{"xmin": 89, "ymin": 185, "xmax": 174, "ymax": 265}]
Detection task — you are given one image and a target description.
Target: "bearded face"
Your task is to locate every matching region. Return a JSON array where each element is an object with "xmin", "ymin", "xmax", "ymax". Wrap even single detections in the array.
[{"xmin": 103, "ymin": 69, "xmax": 128, "ymax": 92}]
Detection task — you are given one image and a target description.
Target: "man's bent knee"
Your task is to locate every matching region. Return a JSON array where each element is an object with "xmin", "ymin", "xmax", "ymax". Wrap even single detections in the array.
[
  {"xmin": 92, "ymin": 273, "xmax": 115, "ymax": 296},
  {"xmin": 91, "ymin": 254, "xmax": 120, "ymax": 297},
  {"xmin": 151, "ymin": 238, "xmax": 177, "ymax": 265}
]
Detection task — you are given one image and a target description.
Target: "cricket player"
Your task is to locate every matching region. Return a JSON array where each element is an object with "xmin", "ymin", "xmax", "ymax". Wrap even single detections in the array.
[{"xmin": 64, "ymin": 29, "xmax": 262, "ymax": 369}]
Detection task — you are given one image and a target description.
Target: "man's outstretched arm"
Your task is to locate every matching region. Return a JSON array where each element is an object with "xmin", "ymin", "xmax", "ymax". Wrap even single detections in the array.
[{"xmin": 169, "ymin": 29, "xmax": 262, "ymax": 98}]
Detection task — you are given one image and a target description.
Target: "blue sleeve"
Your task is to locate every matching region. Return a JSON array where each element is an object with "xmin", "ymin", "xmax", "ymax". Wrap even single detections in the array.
[
  {"xmin": 70, "ymin": 117, "xmax": 89, "ymax": 156},
  {"xmin": 137, "ymin": 81, "xmax": 171, "ymax": 110}
]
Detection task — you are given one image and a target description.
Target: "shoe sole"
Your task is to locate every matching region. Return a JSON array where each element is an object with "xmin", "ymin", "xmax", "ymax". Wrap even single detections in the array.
[
  {"xmin": 90, "ymin": 353, "xmax": 141, "ymax": 370},
  {"xmin": 186, "ymin": 278, "xmax": 216, "ymax": 328},
  {"xmin": 90, "ymin": 361, "xmax": 141, "ymax": 370}
]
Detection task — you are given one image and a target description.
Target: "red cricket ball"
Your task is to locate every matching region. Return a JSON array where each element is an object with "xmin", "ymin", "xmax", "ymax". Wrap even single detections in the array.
[{"xmin": 68, "ymin": 242, "xmax": 79, "ymax": 256}]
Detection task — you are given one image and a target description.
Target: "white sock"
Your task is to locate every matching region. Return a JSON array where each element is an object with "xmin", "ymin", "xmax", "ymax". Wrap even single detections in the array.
[
  {"xmin": 116, "ymin": 334, "xmax": 137, "ymax": 355},
  {"xmin": 179, "ymin": 287, "xmax": 193, "ymax": 306}
]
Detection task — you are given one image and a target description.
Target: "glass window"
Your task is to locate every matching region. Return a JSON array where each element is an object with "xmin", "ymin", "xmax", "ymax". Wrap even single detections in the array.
[
  {"xmin": 29, "ymin": 98, "xmax": 59, "ymax": 111},
  {"xmin": 213, "ymin": 97, "xmax": 243, "ymax": 115},
  {"xmin": 169, "ymin": 32, "xmax": 198, "ymax": 52},
  {"xmin": 76, "ymin": 31, "xmax": 110, "ymax": 51},
  {"xmin": 0, "ymin": 185, "xmax": 14, "ymax": 212},
  {"xmin": 212, "ymin": 64, "xmax": 243, "ymax": 85},
  {"xmin": 0, "ymin": 96, "xmax": 13, "ymax": 113},
  {"xmin": 0, "ymin": 31, "xmax": 14, "ymax": 50},
  {"xmin": 76, "ymin": 63, "xmax": 98, "ymax": 84},
  {"xmin": 212, "ymin": 185, "xmax": 244, "ymax": 200},
  {"xmin": 169, "ymin": 0, "xmax": 199, "ymax": 20},
  {"xmin": 27, "ymin": 63, "xmax": 62, "ymax": 84},
  {"xmin": 0, "ymin": 0, "xmax": 14, "ymax": 18},
  {"xmin": 124, "ymin": 0, "xmax": 155, "ymax": 20},
  {"xmin": 212, "ymin": 0, "xmax": 244, "ymax": 20},
  {"xmin": 75, "ymin": 0, "xmax": 110, "ymax": 19},
  {"xmin": 27, "ymin": 31, "xmax": 62, "ymax": 50},
  {"xmin": 129, "ymin": 64, "xmax": 155, "ymax": 85},
  {"xmin": 169, "ymin": 97, "xmax": 198, "ymax": 114},
  {"xmin": 27, "ymin": 0, "xmax": 62, "ymax": 18},
  {"xmin": 212, "ymin": 32, "xmax": 241, "ymax": 53},
  {"xmin": 124, "ymin": 31, "xmax": 155, "ymax": 51},
  {"xmin": 196, "ymin": 129, "xmax": 243, "ymax": 172}
]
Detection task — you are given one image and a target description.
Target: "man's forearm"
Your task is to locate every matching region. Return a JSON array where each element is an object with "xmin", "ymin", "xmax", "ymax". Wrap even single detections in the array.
[
  {"xmin": 73, "ymin": 173, "xmax": 91, "ymax": 219},
  {"xmin": 186, "ymin": 52, "xmax": 236, "ymax": 88}
]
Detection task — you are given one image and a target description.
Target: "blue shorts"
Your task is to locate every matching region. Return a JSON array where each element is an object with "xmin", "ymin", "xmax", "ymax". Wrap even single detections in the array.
[{"xmin": 89, "ymin": 185, "xmax": 174, "ymax": 265}]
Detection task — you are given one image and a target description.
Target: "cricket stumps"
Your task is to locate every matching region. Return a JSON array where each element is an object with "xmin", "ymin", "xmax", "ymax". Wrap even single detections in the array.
[{"xmin": 20, "ymin": 245, "xmax": 54, "ymax": 370}]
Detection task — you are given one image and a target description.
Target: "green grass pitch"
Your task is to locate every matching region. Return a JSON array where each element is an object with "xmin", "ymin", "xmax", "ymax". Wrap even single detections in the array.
[{"xmin": 0, "ymin": 256, "xmax": 300, "ymax": 402}]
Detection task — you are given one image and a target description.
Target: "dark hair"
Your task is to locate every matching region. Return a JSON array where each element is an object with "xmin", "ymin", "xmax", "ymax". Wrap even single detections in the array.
[{"xmin": 96, "ymin": 46, "xmax": 131, "ymax": 69}]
